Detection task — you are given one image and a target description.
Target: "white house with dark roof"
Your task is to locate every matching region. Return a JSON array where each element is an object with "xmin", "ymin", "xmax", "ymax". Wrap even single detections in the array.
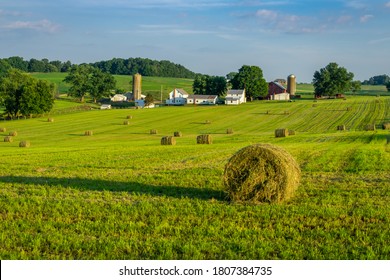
[
  {"xmin": 225, "ymin": 89, "xmax": 246, "ymax": 105},
  {"xmin": 165, "ymin": 88, "xmax": 190, "ymax": 105},
  {"xmin": 187, "ymin": 94, "xmax": 218, "ymax": 105}
]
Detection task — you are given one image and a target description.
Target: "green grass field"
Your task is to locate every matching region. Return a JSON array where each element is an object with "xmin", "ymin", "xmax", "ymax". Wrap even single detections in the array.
[{"xmin": 1, "ymin": 80, "xmax": 390, "ymax": 259}]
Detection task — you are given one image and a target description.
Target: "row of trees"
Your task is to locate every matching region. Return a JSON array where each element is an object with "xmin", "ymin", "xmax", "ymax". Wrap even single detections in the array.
[
  {"xmin": 91, "ymin": 58, "xmax": 196, "ymax": 78},
  {"xmin": 0, "ymin": 69, "xmax": 55, "ymax": 118},
  {"xmin": 0, "ymin": 56, "xmax": 196, "ymax": 79}
]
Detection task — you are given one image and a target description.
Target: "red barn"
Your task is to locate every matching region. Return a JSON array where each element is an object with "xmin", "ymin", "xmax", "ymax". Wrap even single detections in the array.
[{"xmin": 267, "ymin": 81, "xmax": 287, "ymax": 99}]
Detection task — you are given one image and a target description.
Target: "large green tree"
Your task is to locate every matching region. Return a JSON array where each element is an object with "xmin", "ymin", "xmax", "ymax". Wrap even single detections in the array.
[
  {"xmin": 313, "ymin": 62, "xmax": 354, "ymax": 97},
  {"xmin": 63, "ymin": 65, "xmax": 93, "ymax": 102},
  {"xmin": 230, "ymin": 65, "xmax": 268, "ymax": 100},
  {"xmin": 0, "ymin": 69, "xmax": 55, "ymax": 118},
  {"xmin": 89, "ymin": 68, "xmax": 116, "ymax": 103},
  {"xmin": 192, "ymin": 75, "xmax": 227, "ymax": 97}
]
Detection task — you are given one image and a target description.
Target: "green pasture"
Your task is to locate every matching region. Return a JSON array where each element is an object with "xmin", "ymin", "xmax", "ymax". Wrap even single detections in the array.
[{"xmin": 0, "ymin": 94, "xmax": 390, "ymax": 259}]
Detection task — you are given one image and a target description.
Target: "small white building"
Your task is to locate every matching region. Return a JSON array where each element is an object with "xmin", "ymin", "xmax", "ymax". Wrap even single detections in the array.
[
  {"xmin": 135, "ymin": 99, "xmax": 155, "ymax": 109},
  {"xmin": 100, "ymin": 104, "xmax": 111, "ymax": 110},
  {"xmin": 270, "ymin": 92, "xmax": 290, "ymax": 101},
  {"xmin": 187, "ymin": 95, "xmax": 218, "ymax": 105},
  {"xmin": 225, "ymin": 89, "xmax": 246, "ymax": 105},
  {"xmin": 110, "ymin": 94, "xmax": 127, "ymax": 102},
  {"xmin": 165, "ymin": 88, "xmax": 190, "ymax": 105}
]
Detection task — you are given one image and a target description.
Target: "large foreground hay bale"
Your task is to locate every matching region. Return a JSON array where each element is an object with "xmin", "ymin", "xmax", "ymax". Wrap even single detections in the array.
[
  {"xmin": 275, "ymin": 128, "xmax": 288, "ymax": 138},
  {"xmin": 161, "ymin": 136, "xmax": 176, "ymax": 145},
  {"xmin": 19, "ymin": 141, "xmax": 30, "ymax": 148},
  {"xmin": 84, "ymin": 130, "xmax": 93, "ymax": 136},
  {"xmin": 223, "ymin": 144, "xmax": 301, "ymax": 204},
  {"xmin": 174, "ymin": 131, "xmax": 182, "ymax": 137},
  {"xmin": 382, "ymin": 123, "xmax": 390, "ymax": 130},
  {"xmin": 4, "ymin": 136, "xmax": 13, "ymax": 142},
  {"xmin": 197, "ymin": 134, "xmax": 212, "ymax": 144}
]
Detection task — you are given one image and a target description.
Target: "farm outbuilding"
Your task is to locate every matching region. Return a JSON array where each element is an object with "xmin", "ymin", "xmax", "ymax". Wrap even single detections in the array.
[
  {"xmin": 187, "ymin": 95, "xmax": 218, "ymax": 105},
  {"xmin": 267, "ymin": 82, "xmax": 290, "ymax": 100},
  {"xmin": 110, "ymin": 94, "xmax": 127, "ymax": 102},
  {"xmin": 225, "ymin": 89, "xmax": 246, "ymax": 105}
]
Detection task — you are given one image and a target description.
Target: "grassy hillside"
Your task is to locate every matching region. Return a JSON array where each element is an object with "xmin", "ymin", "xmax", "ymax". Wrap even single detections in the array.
[
  {"xmin": 31, "ymin": 73, "xmax": 194, "ymax": 100},
  {"xmin": 0, "ymin": 95, "xmax": 389, "ymax": 259}
]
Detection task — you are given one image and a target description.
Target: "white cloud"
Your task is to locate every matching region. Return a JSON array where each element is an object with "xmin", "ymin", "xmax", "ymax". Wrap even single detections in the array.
[
  {"xmin": 386, "ymin": 2, "xmax": 390, "ymax": 8},
  {"xmin": 345, "ymin": 0, "xmax": 368, "ymax": 9},
  {"xmin": 4, "ymin": 19, "xmax": 60, "ymax": 33},
  {"xmin": 360, "ymin": 14, "xmax": 373, "ymax": 23},
  {"xmin": 256, "ymin": 9, "xmax": 278, "ymax": 20}
]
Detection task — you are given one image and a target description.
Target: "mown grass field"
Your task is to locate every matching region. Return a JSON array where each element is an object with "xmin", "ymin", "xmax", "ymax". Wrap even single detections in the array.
[{"xmin": 1, "ymin": 86, "xmax": 390, "ymax": 259}]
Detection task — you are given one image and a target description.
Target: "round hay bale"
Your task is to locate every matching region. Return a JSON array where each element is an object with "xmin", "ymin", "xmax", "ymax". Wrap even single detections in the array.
[
  {"xmin": 346, "ymin": 107, "xmax": 352, "ymax": 111},
  {"xmin": 223, "ymin": 143, "xmax": 301, "ymax": 203},
  {"xmin": 150, "ymin": 129, "xmax": 158, "ymax": 134},
  {"xmin": 0, "ymin": 128, "xmax": 6, "ymax": 132},
  {"xmin": 288, "ymin": 129, "xmax": 296, "ymax": 135},
  {"xmin": 161, "ymin": 136, "xmax": 176, "ymax": 145},
  {"xmin": 123, "ymin": 120, "xmax": 130, "ymax": 125},
  {"xmin": 19, "ymin": 141, "xmax": 30, "ymax": 148},
  {"xmin": 197, "ymin": 134, "xmax": 212, "ymax": 144},
  {"xmin": 48, "ymin": 118, "xmax": 54, "ymax": 122},
  {"xmin": 126, "ymin": 115, "xmax": 133, "ymax": 119},
  {"xmin": 337, "ymin": 125, "xmax": 346, "ymax": 131},
  {"xmin": 9, "ymin": 131, "xmax": 17, "ymax": 137},
  {"xmin": 205, "ymin": 120, "xmax": 211, "ymax": 124},
  {"xmin": 365, "ymin": 124, "xmax": 376, "ymax": 131},
  {"xmin": 174, "ymin": 131, "xmax": 182, "ymax": 137},
  {"xmin": 85, "ymin": 130, "xmax": 93, "ymax": 136},
  {"xmin": 226, "ymin": 128, "xmax": 234, "ymax": 134},
  {"xmin": 275, "ymin": 128, "xmax": 288, "ymax": 138},
  {"xmin": 382, "ymin": 123, "xmax": 390, "ymax": 130},
  {"xmin": 4, "ymin": 136, "xmax": 13, "ymax": 142}
]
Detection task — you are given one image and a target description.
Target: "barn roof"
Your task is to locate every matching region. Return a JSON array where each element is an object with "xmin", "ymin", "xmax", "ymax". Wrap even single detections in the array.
[{"xmin": 188, "ymin": 94, "xmax": 218, "ymax": 100}]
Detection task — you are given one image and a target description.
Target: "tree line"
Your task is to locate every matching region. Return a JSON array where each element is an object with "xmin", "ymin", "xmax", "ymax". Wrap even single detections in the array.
[{"xmin": 0, "ymin": 56, "xmax": 196, "ymax": 79}]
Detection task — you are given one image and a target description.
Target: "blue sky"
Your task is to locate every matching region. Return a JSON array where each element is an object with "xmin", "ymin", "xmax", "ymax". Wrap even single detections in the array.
[{"xmin": 1, "ymin": 0, "xmax": 389, "ymax": 82}]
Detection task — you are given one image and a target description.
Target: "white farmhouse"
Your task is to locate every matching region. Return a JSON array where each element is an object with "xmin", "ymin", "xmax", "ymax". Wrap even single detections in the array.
[
  {"xmin": 225, "ymin": 89, "xmax": 246, "ymax": 105},
  {"xmin": 165, "ymin": 88, "xmax": 190, "ymax": 105},
  {"xmin": 187, "ymin": 95, "xmax": 218, "ymax": 105}
]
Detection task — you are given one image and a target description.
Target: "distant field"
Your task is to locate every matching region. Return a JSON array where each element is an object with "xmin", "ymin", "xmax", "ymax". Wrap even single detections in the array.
[{"xmin": 1, "ymin": 93, "xmax": 389, "ymax": 259}]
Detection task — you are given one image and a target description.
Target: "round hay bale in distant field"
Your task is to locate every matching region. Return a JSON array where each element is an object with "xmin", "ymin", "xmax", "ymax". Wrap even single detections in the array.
[
  {"xmin": 126, "ymin": 115, "xmax": 133, "ymax": 119},
  {"xmin": 382, "ymin": 123, "xmax": 390, "ymax": 130},
  {"xmin": 48, "ymin": 118, "xmax": 54, "ymax": 122},
  {"xmin": 4, "ymin": 136, "xmax": 13, "ymax": 142},
  {"xmin": 0, "ymin": 128, "xmax": 6, "ymax": 132},
  {"xmin": 174, "ymin": 131, "xmax": 182, "ymax": 137},
  {"xmin": 150, "ymin": 129, "xmax": 158, "ymax": 134},
  {"xmin": 365, "ymin": 124, "xmax": 376, "ymax": 131},
  {"xmin": 346, "ymin": 107, "xmax": 352, "ymax": 111},
  {"xmin": 223, "ymin": 143, "xmax": 301, "ymax": 204},
  {"xmin": 337, "ymin": 125, "xmax": 346, "ymax": 131},
  {"xmin": 123, "ymin": 120, "xmax": 130, "ymax": 125},
  {"xmin": 161, "ymin": 136, "xmax": 176, "ymax": 145},
  {"xmin": 197, "ymin": 134, "xmax": 212, "ymax": 144},
  {"xmin": 9, "ymin": 131, "xmax": 17, "ymax": 137},
  {"xmin": 85, "ymin": 130, "xmax": 93, "ymax": 136},
  {"xmin": 288, "ymin": 129, "xmax": 296, "ymax": 135},
  {"xmin": 205, "ymin": 120, "xmax": 211, "ymax": 124},
  {"xmin": 226, "ymin": 128, "xmax": 234, "ymax": 134},
  {"xmin": 19, "ymin": 141, "xmax": 30, "ymax": 148},
  {"xmin": 275, "ymin": 128, "xmax": 288, "ymax": 138}
]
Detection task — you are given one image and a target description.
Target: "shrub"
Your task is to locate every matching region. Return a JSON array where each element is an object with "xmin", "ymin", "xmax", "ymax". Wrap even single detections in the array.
[{"xmin": 223, "ymin": 143, "xmax": 301, "ymax": 203}]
